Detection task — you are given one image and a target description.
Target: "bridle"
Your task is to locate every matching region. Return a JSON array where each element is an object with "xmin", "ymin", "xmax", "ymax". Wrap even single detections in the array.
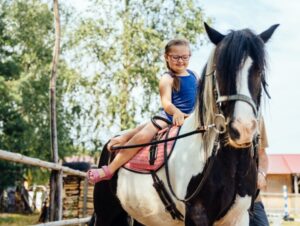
[{"xmin": 209, "ymin": 68, "xmax": 260, "ymax": 119}]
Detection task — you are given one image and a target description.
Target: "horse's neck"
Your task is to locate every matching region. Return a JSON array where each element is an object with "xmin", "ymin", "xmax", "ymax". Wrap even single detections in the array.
[
  {"xmin": 167, "ymin": 111, "xmax": 208, "ymax": 199},
  {"xmin": 179, "ymin": 111, "xmax": 211, "ymax": 168},
  {"xmin": 178, "ymin": 110, "xmax": 217, "ymax": 160}
]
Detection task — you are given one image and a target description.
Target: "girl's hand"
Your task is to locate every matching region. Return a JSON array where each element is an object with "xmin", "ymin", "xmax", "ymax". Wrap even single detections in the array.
[
  {"xmin": 172, "ymin": 110, "xmax": 189, "ymax": 126},
  {"xmin": 107, "ymin": 136, "xmax": 128, "ymax": 152}
]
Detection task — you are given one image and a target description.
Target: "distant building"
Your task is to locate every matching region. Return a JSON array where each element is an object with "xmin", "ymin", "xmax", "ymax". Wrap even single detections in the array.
[{"xmin": 261, "ymin": 154, "xmax": 300, "ymax": 215}]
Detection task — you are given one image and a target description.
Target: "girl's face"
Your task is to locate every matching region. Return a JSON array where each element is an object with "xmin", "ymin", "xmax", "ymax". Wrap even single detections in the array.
[{"xmin": 165, "ymin": 45, "xmax": 191, "ymax": 75}]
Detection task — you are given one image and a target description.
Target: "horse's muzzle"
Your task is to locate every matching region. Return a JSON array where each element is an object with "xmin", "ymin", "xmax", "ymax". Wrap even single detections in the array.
[{"xmin": 227, "ymin": 118, "xmax": 258, "ymax": 149}]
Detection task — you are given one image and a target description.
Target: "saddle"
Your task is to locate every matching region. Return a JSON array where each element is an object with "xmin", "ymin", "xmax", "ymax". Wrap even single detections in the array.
[{"xmin": 123, "ymin": 126, "xmax": 180, "ymax": 173}]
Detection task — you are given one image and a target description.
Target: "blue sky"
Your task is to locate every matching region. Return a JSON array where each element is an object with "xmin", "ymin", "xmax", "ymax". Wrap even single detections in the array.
[
  {"xmin": 188, "ymin": 0, "xmax": 300, "ymax": 154},
  {"xmin": 69, "ymin": 0, "xmax": 300, "ymax": 154}
]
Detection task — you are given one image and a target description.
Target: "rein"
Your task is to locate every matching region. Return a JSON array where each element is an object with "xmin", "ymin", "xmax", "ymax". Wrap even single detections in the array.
[
  {"xmin": 164, "ymin": 130, "xmax": 220, "ymax": 203},
  {"xmin": 110, "ymin": 115, "xmax": 224, "ymax": 205},
  {"xmin": 110, "ymin": 125, "xmax": 215, "ymax": 151}
]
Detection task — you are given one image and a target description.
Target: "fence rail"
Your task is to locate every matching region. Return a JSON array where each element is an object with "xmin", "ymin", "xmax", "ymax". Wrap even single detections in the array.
[
  {"xmin": 0, "ymin": 149, "xmax": 90, "ymax": 226},
  {"xmin": 0, "ymin": 149, "xmax": 86, "ymax": 177},
  {"xmin": 30, "ymin": 217, "xmax": 92, "ymax": 226},
  {"xmin": 261, "ymin": 192, "xmax": 300, "ymax": 216}
]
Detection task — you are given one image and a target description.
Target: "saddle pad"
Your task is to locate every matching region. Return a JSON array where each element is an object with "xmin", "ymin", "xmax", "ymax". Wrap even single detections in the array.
[{"xmin": 123, "ymin": 126, "xmax": 180, "ymax": 173}]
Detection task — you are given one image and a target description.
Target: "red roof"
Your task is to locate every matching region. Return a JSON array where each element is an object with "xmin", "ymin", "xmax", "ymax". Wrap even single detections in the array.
[{"xmin": 268, "ymin": 154, "xmax": 300, "ymax": 174}]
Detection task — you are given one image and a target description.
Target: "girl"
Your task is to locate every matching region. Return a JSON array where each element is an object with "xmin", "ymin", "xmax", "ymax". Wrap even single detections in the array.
[{"xmin": 87, "ymin": 39, "xmax": 198, "ymax": 183}]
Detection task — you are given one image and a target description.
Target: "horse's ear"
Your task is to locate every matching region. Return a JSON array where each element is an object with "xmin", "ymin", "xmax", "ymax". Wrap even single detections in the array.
[
  {"xmin": 259, "ymin": 24, "xmax": 280, "ymax": 43},
  {"xmin": 204, "ymin": 22, "xmax": 225, "ymax": 45}
]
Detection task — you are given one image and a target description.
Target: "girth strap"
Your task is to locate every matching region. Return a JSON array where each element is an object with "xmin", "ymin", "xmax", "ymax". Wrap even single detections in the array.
[
  {"xmin": 150, "ymin": 171, "xmax": 184, "ymax": 221},
  {"xmin": 149, "ymin": 125, "xmax": 184, "ymax": 221},
  {"xmin": 148, "ymin": 129, "xmax": 166, "ymax": 166}
]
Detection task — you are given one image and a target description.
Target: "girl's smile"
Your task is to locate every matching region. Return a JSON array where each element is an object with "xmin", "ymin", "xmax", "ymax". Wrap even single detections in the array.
[{"xmin": 165, "ymin": 45, "xmax": 191, "ymax": 75}]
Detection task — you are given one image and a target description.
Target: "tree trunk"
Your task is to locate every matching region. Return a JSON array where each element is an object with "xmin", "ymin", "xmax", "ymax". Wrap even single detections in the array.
[{"xmin": 49, "ymin": 0, "xmax": 62, "ymax": 221}]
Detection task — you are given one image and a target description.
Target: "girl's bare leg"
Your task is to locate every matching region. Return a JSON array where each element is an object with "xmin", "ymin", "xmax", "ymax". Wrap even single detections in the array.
[{"xmin": 97, "ymin": 121, "xmax": 168, "ymax": 179}]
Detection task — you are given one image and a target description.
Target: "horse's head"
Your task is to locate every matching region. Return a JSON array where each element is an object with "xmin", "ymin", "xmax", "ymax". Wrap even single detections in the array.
[{"xmin": 199, "ymin": 23, "xmax": 279, "ymax": 149}]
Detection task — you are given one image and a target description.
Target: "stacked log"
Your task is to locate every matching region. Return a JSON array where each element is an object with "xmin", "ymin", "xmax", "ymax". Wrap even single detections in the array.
[
  {"xmin": 78, "ymin": 179, "xmax": 94, "ymax": 217},
  {"xmin": 63, "ymin": 175, "xmax": 94, "ymax": 219},
  {"xmin": 62, "ymin": 162, "xmax": 94, "ymax": 219},
  {"xmin": 63, "ymin": 175, "xmax": 81, "ymax": 219}
]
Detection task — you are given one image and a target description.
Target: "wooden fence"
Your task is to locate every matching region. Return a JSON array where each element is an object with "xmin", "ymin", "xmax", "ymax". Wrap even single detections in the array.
[
  {"xmin": 261, "ymin": 192, "xmax": 300, "ymax": 215},
  {"xmin": 0, "ymin": 149, "xmax": 91, "ymax": 226}
]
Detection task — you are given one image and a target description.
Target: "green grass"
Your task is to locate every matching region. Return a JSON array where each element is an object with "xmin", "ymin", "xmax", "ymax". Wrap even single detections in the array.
[{"xmin": 0, "ymin": 213, "xmax": 39, "ymax": 226}]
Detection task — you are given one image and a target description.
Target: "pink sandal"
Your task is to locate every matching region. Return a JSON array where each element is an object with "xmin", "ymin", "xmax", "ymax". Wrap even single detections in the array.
[{"xmin": 87, "ymin": 165, "xmax": 113, "ymax": 184}]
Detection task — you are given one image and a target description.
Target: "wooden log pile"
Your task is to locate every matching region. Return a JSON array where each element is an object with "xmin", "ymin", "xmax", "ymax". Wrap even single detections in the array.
[
  {"xmin": 63, "ymin": 175, "xmax": 94, "ymax": 219},
  {"xmin": 79, "ymin": 179, "xmax": 94, "ymax": 217}
]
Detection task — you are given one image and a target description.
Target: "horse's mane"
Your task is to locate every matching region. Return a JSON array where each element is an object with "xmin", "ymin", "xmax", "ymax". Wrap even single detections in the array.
[
  {"xmin": 197, "ymin": 48, "xmax": 218, "ymax": 155},
  {"xmin": 197, "ymin": 28, "xmax": 270, "ymax": 155},
  {"xmin": 215, "ymin": 29, "xmax": 269, "ymax": 101}
]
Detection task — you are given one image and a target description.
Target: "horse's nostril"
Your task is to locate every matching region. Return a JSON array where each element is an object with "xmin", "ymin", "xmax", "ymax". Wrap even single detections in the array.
[{"xmin": 228, "ymin": 121, "xmax": 240, "ymax": 140}]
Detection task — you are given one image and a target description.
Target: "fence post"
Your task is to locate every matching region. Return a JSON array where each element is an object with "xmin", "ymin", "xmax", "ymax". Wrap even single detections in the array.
[
  {"xmin": 283, "ymin": 185, "xmax": 289, "ymax": 220},
  {"xmin": 294, "ymin": 175, "xmax": 299, "ymax": 194}
]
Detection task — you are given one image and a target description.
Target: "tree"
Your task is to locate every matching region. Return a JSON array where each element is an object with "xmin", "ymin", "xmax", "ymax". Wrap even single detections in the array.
[
  {"xmin": 68, "ymin": 0, "xmax": 211, "ymax": 152},
  {"xmin": 0, "ymin": 0, "xmax": 80, "ymax": 190}
]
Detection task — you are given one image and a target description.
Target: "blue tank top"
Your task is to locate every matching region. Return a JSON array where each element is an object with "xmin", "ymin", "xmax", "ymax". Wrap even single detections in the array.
[{"xmin": 163, "ymin": 70, "xmax": 197, "ymax": 121}]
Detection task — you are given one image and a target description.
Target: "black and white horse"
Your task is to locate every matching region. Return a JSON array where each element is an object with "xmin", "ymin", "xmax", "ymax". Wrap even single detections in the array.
[{"xmin": 91, "ymin": 23, "xmax": 278, "ymax": 226}]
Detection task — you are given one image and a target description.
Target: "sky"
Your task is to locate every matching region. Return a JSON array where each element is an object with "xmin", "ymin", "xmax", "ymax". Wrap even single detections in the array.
[
  {"xmin": 69, "ymin": 0, "xmax": 300, "ymax": 154},
  {"xmin": 187, "ymin": 0, "xmax": 300, "ymax": 154}
]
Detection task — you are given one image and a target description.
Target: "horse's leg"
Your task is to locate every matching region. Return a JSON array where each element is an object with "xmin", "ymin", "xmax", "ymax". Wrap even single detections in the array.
[
  {"xmin": 93, "ymin": 142, "xmax": 130, "ymax": 226},
  {"xmin": 185, "ymin": 201, "xmax": 210, "ymax": 226}
]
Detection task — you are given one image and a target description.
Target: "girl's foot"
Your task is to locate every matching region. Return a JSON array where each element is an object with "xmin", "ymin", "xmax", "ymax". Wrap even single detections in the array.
[{"xmin": 87, "ymin": 165, "xmax": 113, "ymax": 184}]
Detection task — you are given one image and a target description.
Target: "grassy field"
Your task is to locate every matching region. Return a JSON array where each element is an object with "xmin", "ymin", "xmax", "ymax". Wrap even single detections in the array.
[{"xmin": 0, "ymin": 213, "xmax": 40, "ymax": 226}]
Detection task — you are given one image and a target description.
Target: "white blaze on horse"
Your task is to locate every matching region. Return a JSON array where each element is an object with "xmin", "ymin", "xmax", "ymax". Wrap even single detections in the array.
[{"xmin": 91, "ymin": 23, "xmax": 279, "ymax": 226}]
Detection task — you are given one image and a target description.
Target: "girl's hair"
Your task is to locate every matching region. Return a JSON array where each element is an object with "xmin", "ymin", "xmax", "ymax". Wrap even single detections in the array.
[{"xmin": 165, "ymin": 39, "xmax": 191, "ymax": 91}]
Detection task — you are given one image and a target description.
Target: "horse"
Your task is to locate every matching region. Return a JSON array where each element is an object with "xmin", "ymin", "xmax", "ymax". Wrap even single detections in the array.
[{"xmin": 90, "ymin": 23, "xmax": 279, "ymax": 226}]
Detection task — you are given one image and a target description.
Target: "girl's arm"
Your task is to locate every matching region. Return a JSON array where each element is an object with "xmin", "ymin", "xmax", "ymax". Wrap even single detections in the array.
[{"xmin": 159, "ymin": 74, "xmax": 188, "ymax": 126}]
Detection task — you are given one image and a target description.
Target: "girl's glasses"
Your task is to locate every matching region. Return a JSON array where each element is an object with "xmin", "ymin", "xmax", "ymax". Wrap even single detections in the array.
[{"xmin": 168, "ymin": 54, "xmax": 190, "ymax": 62}]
